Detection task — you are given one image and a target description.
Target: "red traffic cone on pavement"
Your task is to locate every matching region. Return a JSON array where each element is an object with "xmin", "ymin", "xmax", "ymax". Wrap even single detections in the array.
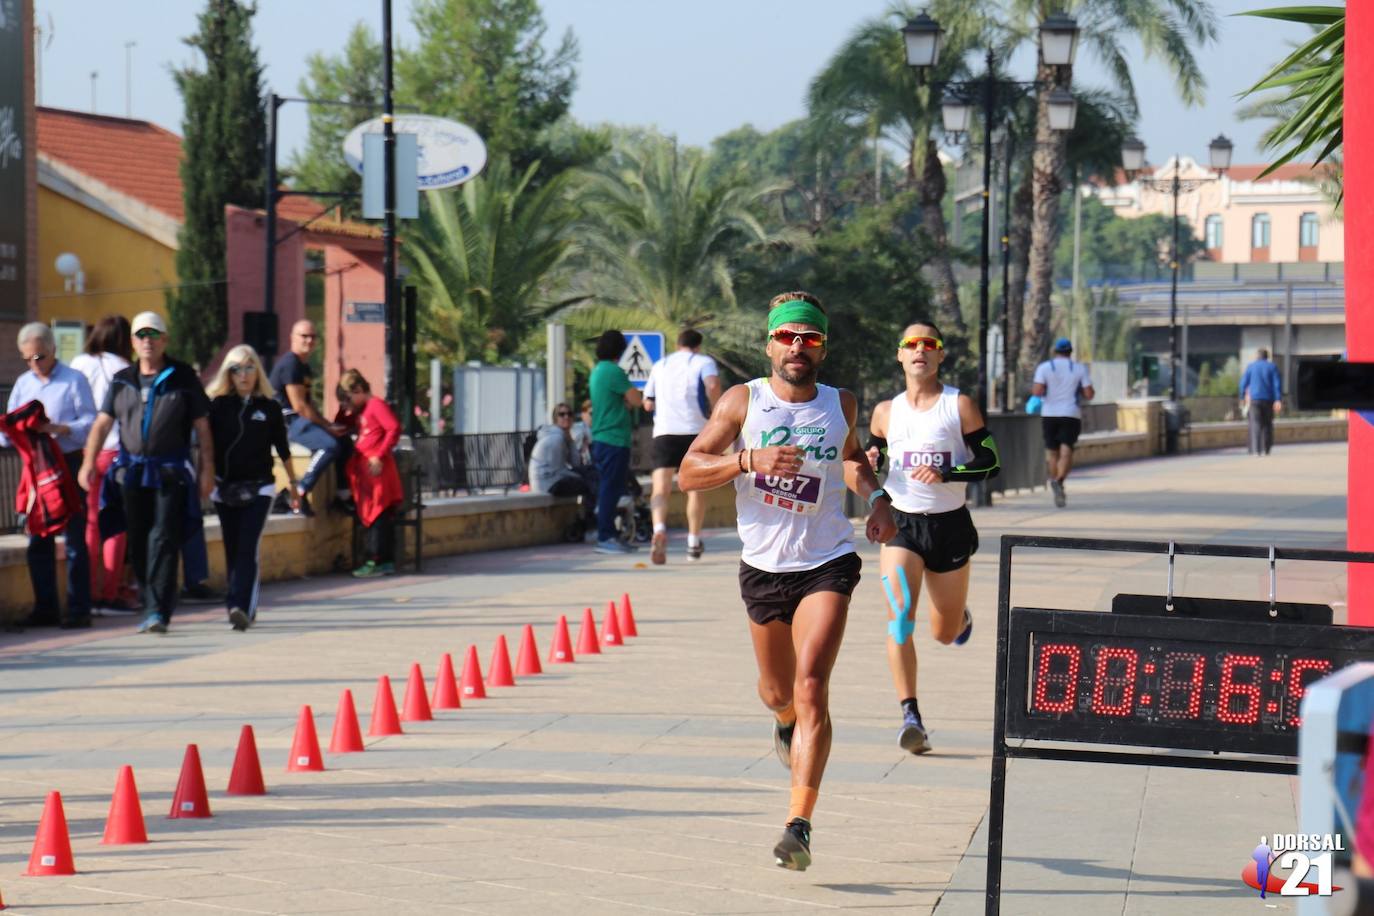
[
  {"xmin": 330, "ymin": 689, "xmax": 365, "ymax": 753},
  {"xmin": 487, "ymin": 635, "xmax": 516, "ymax": 688},
  {"xmin": 402, "ymin": 663, "xmax": 433, "ymax": 721},
  {"xmin": 549, "ymin": 614, "xmax": 575, "ymax": 663},
  {"xmin": 515, "ymin": 624, "xmax": 543, "ymax": 676},
  {"xmin": 618, "ymin": 593, "xmax": 638, "ymax": 637},
  {"xmin": 460, "ymin": 645, "xmax": 487, "ymax": 699},
  {"xmin": 26, "ymin": 791, "xmax": 75, "ymax": 875},
  {"xmin": 169, "ymin": 744, "xmax": 212, "ymax": 818},
  {"xmin": 287, "ymin": 706, "xmax": 325, "ymax": 772},
  {"xmin": 101, "ymin": 766, "xmax": 148, "ymax": 844},
  {"xmin": 576, "ymin": 607, "xmax": 601, "ymax": 655},
  {"xmin": 226, "ymin": 725, "xmax": 267, "ymax": 795},
  {"xmin": 602, "ymin": 601, "xmax": 624, "ymax": 647},
  {"xmin": 431, "ymin": 653, "xmax": 462, "ymax": 710},
  {"xmin": 368, "ymin": 675, "xmax": 404, "ymax": 737}
]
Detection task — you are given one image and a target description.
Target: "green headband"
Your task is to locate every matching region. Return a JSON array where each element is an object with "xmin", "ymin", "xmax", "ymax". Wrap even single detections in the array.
[{"xmin": 768, "ymin": 300, "xmax": 829, "ymax": 336}]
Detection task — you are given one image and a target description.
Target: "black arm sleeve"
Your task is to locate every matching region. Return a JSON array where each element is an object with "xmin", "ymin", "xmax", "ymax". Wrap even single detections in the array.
[
  {"xmin": 865, "ymin": 434, "xmax": 888, "ymax": 473},
  {"xmin": 941, "ymin": 427, "xmax": 1000, "ymax": 482}
]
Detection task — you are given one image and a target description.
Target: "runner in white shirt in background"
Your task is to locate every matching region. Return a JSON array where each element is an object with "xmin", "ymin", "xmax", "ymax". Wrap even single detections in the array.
[
  {"xmin": 643, "ymin": 329, "xmax": 722, "ymax": 564},
  {"xmin": 1031, "ymin": 337, "xmax": 1094, "ymax": 508}
]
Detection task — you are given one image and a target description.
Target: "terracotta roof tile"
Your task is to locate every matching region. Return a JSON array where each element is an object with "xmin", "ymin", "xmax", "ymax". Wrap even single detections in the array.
[{"xmin": 37, "ymin": 107, "xmax": 186, "ymax": 221}]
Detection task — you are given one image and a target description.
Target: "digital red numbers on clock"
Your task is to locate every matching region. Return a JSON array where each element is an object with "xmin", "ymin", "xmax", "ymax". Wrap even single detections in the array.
[{"xmin": 1029, "ymin": 637, "xmax": 1334, "ymax": 730}]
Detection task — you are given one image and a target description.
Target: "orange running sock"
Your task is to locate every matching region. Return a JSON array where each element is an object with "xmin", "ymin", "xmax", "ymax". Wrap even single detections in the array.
[
  {"xmin": 789, "ymin": 786, "xmax": 818, "ymax": 822},
  {"xmin": 773, "ymin": 703, "xmax": 796, "ymax": 727}
]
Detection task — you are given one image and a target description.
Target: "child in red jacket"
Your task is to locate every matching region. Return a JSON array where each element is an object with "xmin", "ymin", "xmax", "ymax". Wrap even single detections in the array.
[{"xmin": 338, "ymin": 369, "xmax": 402, "ymax": 577}]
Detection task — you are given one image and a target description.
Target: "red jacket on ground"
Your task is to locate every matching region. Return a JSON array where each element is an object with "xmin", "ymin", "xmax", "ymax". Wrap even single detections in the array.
[
  {"xmin": 345, "ymin": 396, "xmax": 403, "ymax": 526},
  {"xmin": 0, "ymin": 400, "xmax": 83, "ymax": 537}
]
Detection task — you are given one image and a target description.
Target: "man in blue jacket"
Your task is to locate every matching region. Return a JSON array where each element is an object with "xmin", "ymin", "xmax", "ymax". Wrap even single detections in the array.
[{"xmin": 1240, "ymin": 348, "xmax": 1283, "ymax": 456}]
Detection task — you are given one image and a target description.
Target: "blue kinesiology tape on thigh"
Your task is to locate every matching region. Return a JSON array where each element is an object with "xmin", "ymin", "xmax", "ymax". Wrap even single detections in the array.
[{"xmin": 881, "ymin": 566, "xmax": 915, "ymax": 645}]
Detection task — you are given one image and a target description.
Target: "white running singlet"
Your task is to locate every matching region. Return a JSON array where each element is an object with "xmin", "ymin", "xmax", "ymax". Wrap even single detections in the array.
[
  {"xmin": 735, "ymin": 379, "xmax": 854, "ymax": 573},
  {"xmin": 882, "ymin": 385, "xmax": 970, "ymax": 515}
]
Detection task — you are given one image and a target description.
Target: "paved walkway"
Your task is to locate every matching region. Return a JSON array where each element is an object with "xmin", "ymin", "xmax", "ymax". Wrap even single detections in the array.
[{"xmin": 0, "ymin": 442, "xmax": 1349, "ymax": 914}]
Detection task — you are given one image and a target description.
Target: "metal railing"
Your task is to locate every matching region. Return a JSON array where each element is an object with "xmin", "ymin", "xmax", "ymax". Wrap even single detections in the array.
[{"xmin": 406, "ymin": 431, "xmax": 529, "ymax": 497}]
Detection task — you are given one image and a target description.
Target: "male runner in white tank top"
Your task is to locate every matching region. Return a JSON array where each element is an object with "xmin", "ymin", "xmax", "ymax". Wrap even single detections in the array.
[
  {"xmin": 680, "ymin": 291, "xmax": 896, "ymax": 872},
  {"xmin": 866, "ymin": 320, "xmax": 1000, "ymax": 754}
]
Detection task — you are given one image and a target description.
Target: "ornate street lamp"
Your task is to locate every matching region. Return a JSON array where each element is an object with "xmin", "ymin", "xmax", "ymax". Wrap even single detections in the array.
[
  {"xmin": 902, "ymin": 11, "xmax": 943, "ymax": 69},
  {"xmin": 1038, "ymin": 13, "xmax": 1081, "ymax": 67}
]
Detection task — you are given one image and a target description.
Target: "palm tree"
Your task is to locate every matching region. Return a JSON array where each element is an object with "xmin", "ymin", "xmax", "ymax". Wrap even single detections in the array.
[
  {"xmin": 807, "ymin": 2, "xmax": 980, "ymax": 337},
  {"xmin": 1007, "ymin": 0, "xmax": 1217, "ymax": 381},
  {"xmin": 404, "ymin": 160, "xmax": 584, "ymax": 365},
  {"xmin": 566, "ymin": 135, "xmax": 810, "ymax": 361}
]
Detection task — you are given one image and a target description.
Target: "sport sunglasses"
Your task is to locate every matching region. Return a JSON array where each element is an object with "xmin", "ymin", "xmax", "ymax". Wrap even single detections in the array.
[
  {"xmin": 769, "ymin": 329, "xmax": 827, "ymax": 349},
  {"xmin": 899, "ymin": 334, "xmax": 944, "ymax": 351}
]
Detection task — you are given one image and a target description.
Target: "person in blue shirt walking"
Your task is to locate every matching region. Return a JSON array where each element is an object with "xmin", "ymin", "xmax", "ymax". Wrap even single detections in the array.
[
  {"xmin": 3, "ymin": 323, "xmax": 99, "ymax": 627},
  {"xmin": 1240, "ymin": 348, "xmax": 1283, "ymax": 456}
]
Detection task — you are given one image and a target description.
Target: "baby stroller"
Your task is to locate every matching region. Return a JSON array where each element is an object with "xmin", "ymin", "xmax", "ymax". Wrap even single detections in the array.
[{"xmin": 615, "ymin": 472, "xmax": 652, "ymax": 546}]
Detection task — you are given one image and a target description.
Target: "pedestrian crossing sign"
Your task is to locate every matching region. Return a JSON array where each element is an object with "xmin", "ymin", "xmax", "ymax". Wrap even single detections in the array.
[{"xmin": 619, "ymin": 331, "xmax": 664, "ymax": 389}]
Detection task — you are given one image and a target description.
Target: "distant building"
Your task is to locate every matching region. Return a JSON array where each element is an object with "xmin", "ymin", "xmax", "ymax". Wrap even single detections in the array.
[{"xmin": 1090, "ymin": 156, "xmax": 1343, "ymax": 276}]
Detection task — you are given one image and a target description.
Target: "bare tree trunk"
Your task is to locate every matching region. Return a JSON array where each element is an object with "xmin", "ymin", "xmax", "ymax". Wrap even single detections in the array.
[
  {"xmin": 915, "ymin": 138, "xmax": 965, "ymax": 336},
  {"xmin": 1007, "ymin": 169, "xmax": 1033, "ymax": 387},
  {"xmin": 1019, "ymin": 63, "xmax": 1070, "ymax": 376}
]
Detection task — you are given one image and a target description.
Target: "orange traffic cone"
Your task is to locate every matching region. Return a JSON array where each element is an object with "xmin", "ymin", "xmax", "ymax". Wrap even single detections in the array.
[
  {"xmin": 169, "ymin": 744, "xmax": 212, "ymax": 818},
  {"xmin": 549, "ymin": 614, "xmax": 575, "ymax": 664},
  {"xmin": 618, "ymin": 593, "xmax": 638, "ymax": 637},
  {"xmin": 576, "ymin": 607, "xmax": 601, "ymax": 655},
  {"xmin": 431, "ymin": 652, "xmax": 462, "ymax": 710},
  {"xmin": 227, "ymin": 725, "xmax": 267, "ymax": 795},
  {"xmin": 461, "ymin": 645, "xmax": 487, "ymax": 699},
  {"xmin": 487, "ymin": 635, "xmax": 516, "ymax": 687},
  {"xmin": 368, "ymin": 675, "xmax": 404, "ymax": 737},
  {"xmin": 402, "ymin": 663, "xmax": 433, "ymax": 721},
  {"xmin": 101, "ymin": 766, "xmax": 148, "ymax": 844},
  {"xmin": 602, "ymin": 600, "xmax": 624, "ymax": 647},
  {"xmin": 287, "ymin": 706, "xmax": 325, "ymax": 772},
  {"xmin": 330, "ymin": 689, "xmax": 365, "ymax": 753},
  {"xmin": 26, "ymin": 791, "xmax": 75, "ymax": 875},
  {"xmin": 515, "ymin": 624, "xmax": 543, "ymax": 676}
]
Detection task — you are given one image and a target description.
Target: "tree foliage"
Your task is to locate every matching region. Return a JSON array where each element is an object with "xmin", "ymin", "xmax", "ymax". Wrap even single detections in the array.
[
  {"xmin": 289, "ymin": 23, "xmax": 383, "ymax": 218},
  {"xmin": 405, "ymin": 161, "xmax": 583, "ymax": 365},
  {"xmin": 168, "ymin": 0, "xmax": 265, "ymax": 367}
]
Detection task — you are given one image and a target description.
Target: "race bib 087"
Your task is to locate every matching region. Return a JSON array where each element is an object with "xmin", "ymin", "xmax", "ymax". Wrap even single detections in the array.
[{"xmin": 749, "ymin": 464, "xmax": 825, "ymax": 515}]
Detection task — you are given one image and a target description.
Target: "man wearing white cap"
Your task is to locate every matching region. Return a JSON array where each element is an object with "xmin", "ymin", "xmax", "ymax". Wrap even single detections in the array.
[{"xmin": 79, "ymin": 311, "xmax": 214, "ymax": 634}]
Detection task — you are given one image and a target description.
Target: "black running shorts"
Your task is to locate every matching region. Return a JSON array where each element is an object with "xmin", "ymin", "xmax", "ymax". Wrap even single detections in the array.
[
  {"xmin": 1041, "ymin": 416, "xmax": 1083, "ymax": 450},
  {"xmin": 888, "ymin": 505, "xmax": 979, "ymax": 574},
  {"xmin": 738, "ymin": 552, "xmax": 862, "ymax": 626},
  {"xmin": 652, "ymin": 434, "xmax": 697, "ymax": 470}
]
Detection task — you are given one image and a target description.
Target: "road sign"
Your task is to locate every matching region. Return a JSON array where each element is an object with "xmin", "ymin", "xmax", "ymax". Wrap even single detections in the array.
[
  {"xmin": 619, "ymin": 331, "xmax": 663, "ymax": 390},
  {"xmin": 343, "ymin": 114, "xmax": 488, "ymax": 190}
]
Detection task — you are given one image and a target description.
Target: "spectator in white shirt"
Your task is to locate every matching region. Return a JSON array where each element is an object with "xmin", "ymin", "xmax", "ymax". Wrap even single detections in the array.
[
  {"xmin": 642, "ymin": 329, "xmax": 722, "ymax": 564},
  {"xmin": 1031, "ymin": 337, "xmax": 1094, "ymax": 508}
]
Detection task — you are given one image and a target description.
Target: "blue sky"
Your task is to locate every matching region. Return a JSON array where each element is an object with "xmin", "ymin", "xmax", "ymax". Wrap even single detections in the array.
[{"xmin": 36, "ymin": 0, "xmax": 1300, "ymax": 168}]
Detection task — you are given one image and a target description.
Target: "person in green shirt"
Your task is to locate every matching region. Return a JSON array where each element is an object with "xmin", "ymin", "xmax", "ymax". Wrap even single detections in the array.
[{"xmin": 589, "ymin": 330, "xmax": 643, "ymax": 553}]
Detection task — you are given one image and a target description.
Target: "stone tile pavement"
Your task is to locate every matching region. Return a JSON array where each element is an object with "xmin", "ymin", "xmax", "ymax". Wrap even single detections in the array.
[{"xmin": 0, "ymin": 442, "xmax": 1350, "ymax": 914}]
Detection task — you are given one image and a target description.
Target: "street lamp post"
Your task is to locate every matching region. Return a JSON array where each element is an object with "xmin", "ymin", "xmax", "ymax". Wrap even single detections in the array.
[
  {"xmin": 903, "ymin": 11, "xmax": 1080, "ymax": 420},
  {"xmin": 1120, "ymin": 135, "xmax": 1232, "ymax": 400}
]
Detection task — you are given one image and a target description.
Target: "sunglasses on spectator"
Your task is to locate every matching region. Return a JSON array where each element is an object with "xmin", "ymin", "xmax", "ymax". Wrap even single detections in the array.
[
  {"xmin": 899, "ymin": 335, "xmax": 944, "ymax": 351},
  {"xmin": 555, "ymin": 410, "xmax": 572, "ymax": 418},
  {"xmin": 769, "ymin": 329, "xmax": 827, "ymax": 349},
  {"xmin": 25, "ymin": 352, "xmax": 50, "ymax": 362},
  {"xmin": 134, "ymin": 329, "xmax": 164, "ymax": 340},
  {"xmin": 229, "ymin": 364, "xmax": 257, "ymax": 375}
]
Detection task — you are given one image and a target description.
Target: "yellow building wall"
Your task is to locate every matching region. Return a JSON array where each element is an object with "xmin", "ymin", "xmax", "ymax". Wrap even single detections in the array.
[{"xmin": 37, "ymin": 186, "xmax": 177, "ymax": 332}]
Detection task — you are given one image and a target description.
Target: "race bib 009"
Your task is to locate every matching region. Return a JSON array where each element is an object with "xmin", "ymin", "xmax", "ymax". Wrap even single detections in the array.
[
  {"xmin": 748, "ymin": 463, "xmax": 825, "ymax": 515},
  {"xmin": 900, "ymin": 450, "xmax": 952, "ymax": 473}
]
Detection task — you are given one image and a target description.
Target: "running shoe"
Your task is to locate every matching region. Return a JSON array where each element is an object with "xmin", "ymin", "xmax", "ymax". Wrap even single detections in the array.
[
  {"xmin": 650, "ymin": 531, "xmax": 667, "ymax": 565},
  {"xmin": 139, "ymin": 615, "xmax": 168, "ymax": 634},
  {"xmin": 899, "ymin": 707, "xmax": 932, "ymax": 755},
  {"xmin": 773, "ymin": 719, "xmax": 795, "ymax": 769},
  {"xmin": 228, "ymin": 608, "xmax": 250, "ymax": 632},
  {"xmin": 1051, "ymin": 478, "xmax": 1066, "ymax": 508},
  {"xmin": 773, "ymin": 818, "xmax": 813, "ymax": 871},
  {"xmin": 954, "ymin": 608, "xmax": 973, "ymax": 646},
  {"xmin": 352, "ymin": 560, "xmax": 386, "ymax": 578},
  {"xmin": 686, "ymin": 542, "xmax": 704, "ymax": 562},
  {"xmin": 594, "ymin": 539, "xmax": 634, "ymax": 555},
  {"xmin": 380, "ymin": 562, "xmax": 397, "ymax": 576}
]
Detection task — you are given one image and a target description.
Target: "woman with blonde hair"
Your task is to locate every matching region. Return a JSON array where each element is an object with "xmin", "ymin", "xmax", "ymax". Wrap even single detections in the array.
[{"xmin": 207, "ymin": 345, "xmax": 298, "ymax": 629}]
